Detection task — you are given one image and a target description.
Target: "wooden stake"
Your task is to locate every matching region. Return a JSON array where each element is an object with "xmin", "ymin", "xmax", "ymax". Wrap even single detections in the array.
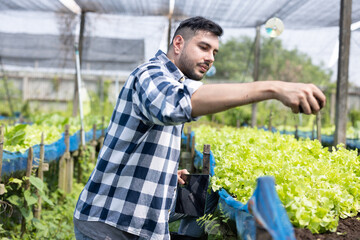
[
  {"xmin": 101, "ymin": 116, "xmax": 105, "ymax": 136},
  {"xmin": 21, "ymin": 147, "xmax": 33, "ymax": 236},
  {"xmin": 316, "ymin": 112, "xmax": 322, "ymax": 142},
  {"xmin": 203, "ymin": 145, "xmax": 210, "ymax": 175},
  {"xmin": 77, "ymin": 134, "xmax": 84, "ymax": 185},
  {"xmin": 25, "ymin": 147, "xmax": 33, "ymax": 189},
  {"xmin": 91, "ymin": 124, "xmax": 97, "ymax": 163},
  {"xmin": 190, "ymin": 135, "xmax": 195, "ymax": 173},
  {"xmin": 58, "ymin": 125, "xmax": 69, "ymax": 191},
  {"xmin": 65, "ymin": 124, "xmax": 73, "ymax": 193},
  {"xmin": 34, "ymin": 133, "xmax": 44, "ymax": 219},
  {"xmin": 92, "ymin": 124, "xmax": 97, "ymax": 142},
  {"xmin": 99, "ymin": 116, "xmax": 105, "ymax": 150},
  {"xmin": 186, "ymin": 126, "xmax": 191, "ymax": 152},
  {"xmin": 312, "ymin": 120, "xmax": 315, "ymax": 140},
  {"xmin": 251, "ymin": 24, "xmax": 261, "ymax": 128},
  {"xmin": 66, "ymin": 150, "xmax": 73, "ymax": 193}
]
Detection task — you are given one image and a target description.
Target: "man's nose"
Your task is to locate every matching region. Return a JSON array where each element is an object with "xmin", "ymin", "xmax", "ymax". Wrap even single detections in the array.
[{"xmin": 205, "ymin": 52, "xmax": 215, "ymax": 63}]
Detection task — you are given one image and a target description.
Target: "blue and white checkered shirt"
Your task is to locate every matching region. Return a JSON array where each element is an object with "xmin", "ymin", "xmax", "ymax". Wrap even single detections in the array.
[{"xmin": 74, "ymin": 50, "xmax": 203, "ymax": 240}]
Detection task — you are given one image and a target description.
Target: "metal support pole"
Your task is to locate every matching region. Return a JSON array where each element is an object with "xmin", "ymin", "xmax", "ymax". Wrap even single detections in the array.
[
  {"xmin": 334, "ymin": 0, "xmax": 352, "ymax": 146},
  {"xmin": 251, "ymin": 24, "xmax": 261, "ymax": 128},
  {"xmin": 75, "ymin": 44, "xmax": 85, "ymax": 146}
]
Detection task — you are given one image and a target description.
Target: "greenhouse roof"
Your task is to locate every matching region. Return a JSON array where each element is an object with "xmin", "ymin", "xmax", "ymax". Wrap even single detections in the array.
[
  {"xmin": 2, "ymin": 0, "xmax": 360, "ymax": 28},
  {"xmin": 0, "ymin": 0, "xmax": 359, "ymax": 84}
]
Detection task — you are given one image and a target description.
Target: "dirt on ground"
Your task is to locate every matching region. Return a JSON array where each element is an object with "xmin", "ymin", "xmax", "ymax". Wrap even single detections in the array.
[{"xmin": 294, "ymin": 213, "xmax": 360, "ymax": 240}]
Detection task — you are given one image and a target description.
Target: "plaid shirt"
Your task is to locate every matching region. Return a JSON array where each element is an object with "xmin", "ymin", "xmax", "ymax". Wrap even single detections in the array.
[{"xmin": 74, "ymin": 50, "xmax": 203, "ymax": 240}]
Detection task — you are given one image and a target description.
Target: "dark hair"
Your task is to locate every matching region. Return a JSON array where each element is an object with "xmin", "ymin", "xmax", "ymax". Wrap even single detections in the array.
[{"xmin": 171, "ymin": 16, "xmax": 223, "ymax": 44}]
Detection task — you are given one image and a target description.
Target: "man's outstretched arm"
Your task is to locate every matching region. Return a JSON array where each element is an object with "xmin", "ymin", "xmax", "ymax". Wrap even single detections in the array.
[{"xmin": 191, "ymin": 81, "xmax": 326, "ymax": 118}]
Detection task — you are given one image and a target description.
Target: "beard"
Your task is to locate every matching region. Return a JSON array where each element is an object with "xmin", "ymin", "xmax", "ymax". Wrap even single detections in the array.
[{"xmin": 177, "ymin": 53, "xmax": 207, "ymax": 81}]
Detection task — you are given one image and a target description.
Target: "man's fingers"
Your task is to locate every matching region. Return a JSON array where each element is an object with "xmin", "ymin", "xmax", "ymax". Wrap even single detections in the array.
[
  {"xmin": 178, "ymin": 178, "xmax": 185, "ymax": 185},
  {"xmin": 300, "ymin": 100, "xmax": 312, "ymax": 114},
  {"xmin": 177, "ymin": 169, "xmax": 189, "ymax": 185},
  {"xmin": 308, "ymin": 96, "xmax": 322, "ymax": 114},
  {"xmin": 311, "ymin": 84, "xmax": 326, "ymax": 108},
  {"xmin": 296, "ymin": 85, "xmax": 326, "ymax": 115},
  {"xmin": 315, "ymin": 93, "xmax": 326, "ymax": 109}
]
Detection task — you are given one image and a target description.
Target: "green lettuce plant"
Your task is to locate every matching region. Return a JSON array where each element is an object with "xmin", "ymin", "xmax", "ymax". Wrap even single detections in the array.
[{"xmin": 194, "ymin": 125, "xmax": 360, "ymax": 233}]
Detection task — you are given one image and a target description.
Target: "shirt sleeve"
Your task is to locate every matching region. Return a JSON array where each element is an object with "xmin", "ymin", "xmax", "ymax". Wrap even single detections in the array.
[{"xmin": 132, "ymin": 65, "xmax": 203, "ymax": 126}]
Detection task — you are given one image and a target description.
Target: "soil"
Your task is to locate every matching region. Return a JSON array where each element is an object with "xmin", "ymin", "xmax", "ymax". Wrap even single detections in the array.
[{"xmin": 294, "ymin": 213, "xmax": 360, "ymax": 240}]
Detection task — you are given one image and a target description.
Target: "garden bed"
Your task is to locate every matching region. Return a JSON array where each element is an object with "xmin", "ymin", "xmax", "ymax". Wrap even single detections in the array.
[{"xmin": 295, "ymin": 213, "xmax": 360, "ymax": 239}]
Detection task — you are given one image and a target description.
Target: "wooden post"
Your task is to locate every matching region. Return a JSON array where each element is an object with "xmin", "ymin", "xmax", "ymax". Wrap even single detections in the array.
[
  {"xmin": 186, "ymin": 126, "xmax": 191, "ymax": 152},
  {"xmin": 236, "ymin": 119, "xmax": 240, "ymax": 128},
  {"xmin": 21, "ymin": 147, "xmax": 33, "ymax": 236},
  {"xmin": 58, "ymin": 125, "xmax": 69, "ymax": 191},
  {"xmin": 99, "ymin": 116, "xmax": 105, "ymax": 150},
  {"xmin": 312, "ymin": 120, "xmax": 315, "ymax": 140},
  {"xmin": 65, "ymin": 125, "xmax": 73, "ymax": 193},
  {"xmin": 202, "ymin": 145, "xmax": 210, "ymax": 175},
  {"xmin": 34, "ymin": 133, "xmax": 45, "ymax": 219},
  {"xmin": 25, "ymin": 148, "xmax": 33, "ymax": 189},
  {"xmin": 77, "ymin": 128, "xmax": 84, "ymax": 184},
  {"xmin": 180, "ymin": 127, "xmax": 191, "ymax": 171},
  {"xmin": 66, "ymin": 149, "xmax": 73, "ymax": 193},
  {"xmin": 0, "ymin": 125, "xmax": 4, "ymax": 195},
  {"xmin": 334, "ymin": 0, "xmax": 352, "ymax": 146},
  {"xmin": 330, "ymin": 90, "xmax": 336, "ymax": 125},
  {"xmin": 185, "ymin": 126, "xmax": 192, "ymax": 171},
  {"xmin": 91, "ymin": 124, "xmax": 97, "ymax": 163},
  {"xmin": 316, "ymin": 112, "xmax": 322, "ymax": 142},
  {"xmin": 167, "ymin": 7, "xmax": 173, "ymax": 52},
  {"xmin": 72, "ymin": 11, "xmax": 86, "ymax": 117},
  {"xmin": 190, "ymin": 135, "xmax": 196, "ymax": 173},
  {"xmin": 251, "ymin": 24, "xmax": 261, "ymax": 128}
]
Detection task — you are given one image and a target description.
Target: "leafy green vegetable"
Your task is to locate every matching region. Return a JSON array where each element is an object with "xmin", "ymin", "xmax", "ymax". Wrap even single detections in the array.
[
  {"xmin": 194, "ymin": 125, "xmax": 360, "ymax": 233},
  {"xmin": 5, "ymin": 124, "xmax": 27, "ymax": 146},
  {"xmin": 4, "ymin": 124, "xmax": 62, "ymax": 152},
  {"xmin": 3, "ymin": 113, "xmax": 110, "ymax": 152}
]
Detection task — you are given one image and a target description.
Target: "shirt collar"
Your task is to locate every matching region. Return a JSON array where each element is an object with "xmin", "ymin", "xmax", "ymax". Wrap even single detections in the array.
[{"xmin": 154, "ymin": 50, "xmax": 185, "ymax": 83}]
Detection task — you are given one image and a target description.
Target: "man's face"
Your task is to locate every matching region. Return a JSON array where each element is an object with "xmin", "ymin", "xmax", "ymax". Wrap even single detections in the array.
[{"xmin": 177, "ymin": 30, "xmax": 219, "ymax": 80}]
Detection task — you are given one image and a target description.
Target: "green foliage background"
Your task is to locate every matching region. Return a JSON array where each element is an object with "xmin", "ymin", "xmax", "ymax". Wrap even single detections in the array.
[{"xmin": 204, "ymin": 36, "xmax": 337, "ymax": 128}]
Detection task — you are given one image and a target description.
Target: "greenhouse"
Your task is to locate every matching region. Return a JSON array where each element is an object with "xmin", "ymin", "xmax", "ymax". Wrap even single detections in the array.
[{"xmin": 1, "ymin": 0, "xmax": 360, "ymax": 239}]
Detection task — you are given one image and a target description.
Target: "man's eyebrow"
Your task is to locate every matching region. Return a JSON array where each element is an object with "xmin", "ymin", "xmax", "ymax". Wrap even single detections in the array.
[{"xmin": 199, "ymin": 41, "xmax": 219, "ymax": 53}]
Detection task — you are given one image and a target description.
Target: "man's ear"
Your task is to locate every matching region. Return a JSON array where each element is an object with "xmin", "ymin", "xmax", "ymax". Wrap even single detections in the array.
[{"xmin": 172, "ymin": 35, "xmax": 184, "ymax": 55}]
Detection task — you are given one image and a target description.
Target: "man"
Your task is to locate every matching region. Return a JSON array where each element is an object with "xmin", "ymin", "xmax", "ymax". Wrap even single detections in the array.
[{"xmin": 74, "ymin": 16, "xmax": 326, "ymax": 240}]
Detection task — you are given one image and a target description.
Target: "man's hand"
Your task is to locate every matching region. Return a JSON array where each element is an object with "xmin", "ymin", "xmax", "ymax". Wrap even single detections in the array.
[
  {"xmin": 274, "ymin": 82, "xmax": 326, "ymax": 115},
  {"xmin": 177, "ymin": 169, "xmax": 189, "ymax": 185}
]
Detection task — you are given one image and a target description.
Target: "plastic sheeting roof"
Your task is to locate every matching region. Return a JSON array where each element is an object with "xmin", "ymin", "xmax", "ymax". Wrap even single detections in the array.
[
  {"xmin": 2, "ymin": 0, "xmax": 360, "ymax": 28},
  {"xmin": 0, "ymin": 0, "xmax": 360, "ymax": 84}
]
